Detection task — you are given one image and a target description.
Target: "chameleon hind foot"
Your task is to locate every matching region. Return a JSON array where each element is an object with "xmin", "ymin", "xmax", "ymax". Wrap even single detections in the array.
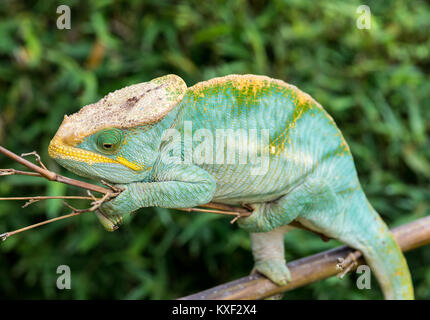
[
  {"xmin": 252, "ymin": 258, "xmax": 291, "ymax": 286},
  {"xmin": 95, "ymin": 210, "xmax": 123, "ymax": 232},
  {"xmin": 249, "ymin": 225, "xmax": 292, "ymax": 286}
]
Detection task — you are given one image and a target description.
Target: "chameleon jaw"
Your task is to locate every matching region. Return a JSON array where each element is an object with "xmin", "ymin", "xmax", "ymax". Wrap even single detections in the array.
[{"xmin": 48, "ymin": 138, "xmax": 144, "ymax": 171}]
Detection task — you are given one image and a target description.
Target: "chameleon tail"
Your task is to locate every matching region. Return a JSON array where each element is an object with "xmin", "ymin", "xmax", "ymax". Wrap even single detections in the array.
[{"xmin": 339, "ymin": 197, "xmax": 414, "ymax": 299}]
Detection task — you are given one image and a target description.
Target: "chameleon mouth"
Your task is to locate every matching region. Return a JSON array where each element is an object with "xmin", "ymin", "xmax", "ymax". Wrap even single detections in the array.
[{"xmin": 48, "ymin": 138, "xmax": 144, "ymax": 171}]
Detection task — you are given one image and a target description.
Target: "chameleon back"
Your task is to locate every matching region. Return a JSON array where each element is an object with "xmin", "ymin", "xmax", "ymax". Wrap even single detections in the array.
[{"xmin": 177, "ymin": 75, "xmax": 358, "ymax": 205}]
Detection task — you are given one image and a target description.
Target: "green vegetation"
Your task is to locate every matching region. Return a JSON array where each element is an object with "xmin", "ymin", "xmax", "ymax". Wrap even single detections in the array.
[{"xmin": 0, "ymin": 0, "xmax": 429, "ymax": 299}]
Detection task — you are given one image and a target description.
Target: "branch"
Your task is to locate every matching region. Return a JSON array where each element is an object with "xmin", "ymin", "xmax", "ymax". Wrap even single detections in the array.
[
  {"xmin": 180, "ymin": 202, "xmax": 330, "ymax": 240},
  {"xmin": 179, "ymin": 215, "xmax": 430, "ymax": 300},
  {"xmin": 0, "ymin": 145, "xmax": 122, "ymax": 239},
  {"xmin": 0, "ymin": 146, "xmax": 111, "ymax": 194},
  {"xmin": 0, "ymin": 196, "xmax": 95, "ymax": 201},
  {"xmin": 0, "ymin": 193, "xmax": 112, "ymax": 241}
]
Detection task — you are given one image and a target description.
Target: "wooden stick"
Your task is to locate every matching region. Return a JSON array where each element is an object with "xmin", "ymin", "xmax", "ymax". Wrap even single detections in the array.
[
  {"xmin": 0, "ymin": 193, "xmax": 111, "ymax": 240},
  {"xmin": 0, "ymin": 169, "xmax": 41, "ymax": 177},
  {"xmin": 0, "ymin": 211, "xmax": 87, "ymax": 241},
  {"xmin": 194, "ymin": 202, "xmax": 330, "ymax": 240},
  {"xmin": 179, "ymin": 215, "xmax": 430, "ymax": 300},
  {"xmin": 0, "ymin": 196, "xmax": 95, "ymax": 201}
]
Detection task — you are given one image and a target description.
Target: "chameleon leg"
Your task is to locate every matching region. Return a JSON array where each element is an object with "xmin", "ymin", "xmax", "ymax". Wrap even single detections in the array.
[
  {"xmin": 250, "ymin": 225, "xmax": 293, "ymax": 286},
  {"xmin": 239, "ymin": 178, "xmax": 338, "ymax": 289},
  {"xmin": 238, "ymin": 178, "xmax": 338, "ymax": 233},
  {"xmin": 98, "ymin": 164, "xmax": 217, "ymax": 229}
]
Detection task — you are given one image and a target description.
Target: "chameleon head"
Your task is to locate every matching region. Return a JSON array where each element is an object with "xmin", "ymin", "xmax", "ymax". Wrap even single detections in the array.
[{"xmin": 48, "ymin": 74, "xmax": 187, "ymax": 183}]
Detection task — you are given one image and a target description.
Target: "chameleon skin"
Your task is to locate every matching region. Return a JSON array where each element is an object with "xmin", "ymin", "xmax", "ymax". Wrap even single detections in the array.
[{"xmin": 49, "ymin": 74, "xmax": 413, "ymax": 299}]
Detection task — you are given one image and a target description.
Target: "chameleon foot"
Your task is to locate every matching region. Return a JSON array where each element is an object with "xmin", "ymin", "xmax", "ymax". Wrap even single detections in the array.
[
  {"xmin": 252, "ymin": 258, "xmax": 291, "ymax": 286},
  {"xmin": 237, "ymin": 203, "xmax": 271, "ymax": 233},
  {"xmin": 95, "ymin": 210, "xmax": 123, "ymax": 232}
]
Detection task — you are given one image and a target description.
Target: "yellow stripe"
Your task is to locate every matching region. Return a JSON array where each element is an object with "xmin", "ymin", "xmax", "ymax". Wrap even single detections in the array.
[
  {"xmin": 49, "ymin": 139, "xmax": 144, "ymax": 171},
  {"xmin": 115, "ymin": 156, "xmax": 144, "ymax": 171}
]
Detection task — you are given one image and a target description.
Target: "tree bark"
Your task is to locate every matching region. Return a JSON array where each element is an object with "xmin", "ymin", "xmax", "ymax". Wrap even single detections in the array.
[{"xmin": 179, "ymin": 215, "xmax": 430, "ymax": 300}]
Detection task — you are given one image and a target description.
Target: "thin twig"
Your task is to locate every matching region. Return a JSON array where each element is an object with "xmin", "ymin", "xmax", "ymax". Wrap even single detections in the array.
[
  {"xmin": 10, "ymin": 195, "xmax": 97, "ymax": 208},
  {"xmin": 176, "ymin": 207, "xmax": 244, "ymax": 216},
  {"xmin": 0, "ymin": 169, "xmax": 41, "ymax": 177},
  {"xmin": 0, "ymin": 146, "xmax": 121, "ymax": 239},
  {"xmin": 0, "ymin": 211, "xmax": 87, "ymax": 241},
  {"xmin": 21, "ymin": 151, "xmax": 48, "ymax": 170},
  {"xmin": 336, "ymin": 250, "xmax": 361, "ymax": 278},
  {"xmin": 197, "ymin": 202, "xmax": 330, "ymax": 240},
  {"xmin": 0, "ymin": 196, "xmax": 96, "ymax": 201},
  {"xmin": 0, "ymin": 193, "xmax": 111, "ymax": 241}
]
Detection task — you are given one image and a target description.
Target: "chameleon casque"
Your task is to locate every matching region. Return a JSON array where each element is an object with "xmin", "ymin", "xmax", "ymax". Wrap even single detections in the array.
[{"xmin": 48, "ymin": 74, "xmax": 413, "ymax": 299}]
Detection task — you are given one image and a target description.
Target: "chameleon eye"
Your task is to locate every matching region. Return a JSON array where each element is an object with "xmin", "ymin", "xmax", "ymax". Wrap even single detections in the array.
[{"xmin": 95, "ymin": 128, "xmax": 124, "ymax": 154}]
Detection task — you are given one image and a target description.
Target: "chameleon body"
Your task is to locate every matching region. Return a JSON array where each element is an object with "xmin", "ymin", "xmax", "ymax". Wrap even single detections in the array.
[{"xmin": 49, "ymin": 74, "xmax": 413, "ymax": 299}]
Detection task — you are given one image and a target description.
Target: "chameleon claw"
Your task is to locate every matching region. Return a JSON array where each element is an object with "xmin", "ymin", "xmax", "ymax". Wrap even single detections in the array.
[
  {"xmin": 130, "ymin": 210, "xmax": 138, "ymax": 217},
  {"xmin": 241, "ymin": 203, "xmax": 254, "ymax": 211},
  {"xmin": 95, "ymin": 210, "xmax": 123, "ymax": 232},
  {"xmin": 252, "ymin": 259, "xmax": 291, "ymax": 286}
]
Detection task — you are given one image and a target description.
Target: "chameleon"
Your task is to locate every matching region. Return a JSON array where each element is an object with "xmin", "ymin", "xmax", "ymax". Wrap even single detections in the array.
[{"xmin": 48, "ymin": 74, "xmax": 413, "ymax": 299}]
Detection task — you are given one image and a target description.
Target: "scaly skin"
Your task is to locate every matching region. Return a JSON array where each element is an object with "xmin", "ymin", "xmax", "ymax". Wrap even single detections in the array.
[{"xmin": 49, "ymin": 74, "xmax": 414, "ymax": 299}]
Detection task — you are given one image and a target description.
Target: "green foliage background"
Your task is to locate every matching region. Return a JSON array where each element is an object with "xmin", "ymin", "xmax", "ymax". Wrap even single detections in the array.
[{"xmin": 0, "ymin": 0, "xmax": 429, "ymax": 299}]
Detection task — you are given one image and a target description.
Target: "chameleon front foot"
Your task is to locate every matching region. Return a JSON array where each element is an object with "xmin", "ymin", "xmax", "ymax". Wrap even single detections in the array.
[
  {"xmin": 252, "ymin": 258, "xmax": 291, "ymax": 286},
  {"xmin": 95, "ymin": 210, "xmax": 123, "ymax": 232}
]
